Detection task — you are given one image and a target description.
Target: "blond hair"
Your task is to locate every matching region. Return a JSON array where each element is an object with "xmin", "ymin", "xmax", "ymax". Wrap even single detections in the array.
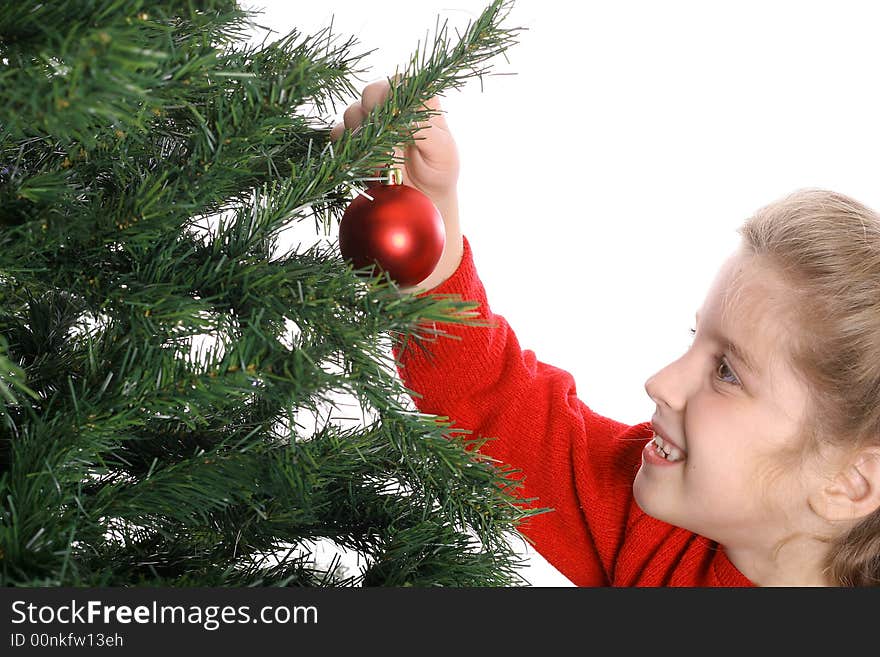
[{"xmin": 738, "ymin": 188, "xmax": 880, "ymax": 586}]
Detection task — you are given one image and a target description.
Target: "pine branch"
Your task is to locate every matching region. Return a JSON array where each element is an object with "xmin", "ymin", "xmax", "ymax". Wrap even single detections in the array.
[{"xmin": 0, "ymin": 1, "xmax": 538, "ymax": 588}]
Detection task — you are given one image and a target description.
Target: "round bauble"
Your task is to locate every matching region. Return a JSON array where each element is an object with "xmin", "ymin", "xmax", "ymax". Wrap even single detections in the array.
[{"xmin": 339, "ymin": 181, "xmax": 445, "ymax": 287}]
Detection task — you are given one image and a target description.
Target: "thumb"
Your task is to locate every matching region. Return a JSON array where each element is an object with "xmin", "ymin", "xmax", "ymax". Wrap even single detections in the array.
[
  {"xmin": 416, "ymin": 95, "xmax": 450, "ymax": 133},
  {"xmin": 388, "ymin": 73, "xmax": 450, "ymax": 133}
]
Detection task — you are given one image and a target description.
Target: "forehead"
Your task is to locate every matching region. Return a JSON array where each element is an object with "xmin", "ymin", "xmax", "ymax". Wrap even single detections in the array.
[
  {"xmin": 700, "ymin": 249, "xmax": 793, "ymax": 381},
  {"xmin": 707, "ymin": 249, "xmax": 779, "ymax": 325}
]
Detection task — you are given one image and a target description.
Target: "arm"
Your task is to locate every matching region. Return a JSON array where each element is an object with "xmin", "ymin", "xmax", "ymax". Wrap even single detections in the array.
[
  {"xmin": 392, "ymin": 236, "xmax": 647, "ymax": 585},
  {"xmin": 333, "ymin": 77, "xmax": 650, "ymax": 584}
]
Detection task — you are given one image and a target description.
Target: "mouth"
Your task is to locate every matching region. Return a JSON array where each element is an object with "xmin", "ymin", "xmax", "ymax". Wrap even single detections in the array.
[{"xmin": 649, "ymin": 431, "xmax": 686, "ymax": 463}]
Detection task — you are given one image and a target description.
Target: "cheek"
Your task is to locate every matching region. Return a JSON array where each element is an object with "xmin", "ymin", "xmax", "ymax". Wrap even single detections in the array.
[
  {"xmin": 685, "ymin": 396, "xmax": 739, "ymax": 455},
  {"xmin": 684, "ymin": 403, "xmax": 759, "ymax": 489},
  {"xmin": 685, "ymin": 412, "xmax": 805, "ymax": 513},
  {"xmin": 751, "ymin": 444, "xmax": 815, "ymax": 509}
]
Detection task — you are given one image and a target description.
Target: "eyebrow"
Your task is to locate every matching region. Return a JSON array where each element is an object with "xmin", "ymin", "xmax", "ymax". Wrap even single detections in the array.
[{"xmin": 695, "ymin": 312, "xmax": 760, "ymax": 378}]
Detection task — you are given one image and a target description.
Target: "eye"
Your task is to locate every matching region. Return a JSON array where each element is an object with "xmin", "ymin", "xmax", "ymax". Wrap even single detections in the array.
[
  {"xmin": 688, "ymin": 327, "xmax": 741, "ymax": 387},
  {"xmin": 714, "ymin": 358, "xmax": 740, "ymax": 386}
]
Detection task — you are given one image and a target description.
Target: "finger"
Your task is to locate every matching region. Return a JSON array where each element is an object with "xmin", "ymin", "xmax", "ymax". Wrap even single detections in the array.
[
  {"xmin": 329, "ymin": 122, "xmax": 344, "ymax": 142},
  {"xmin": 362, "ymin": 78, "xmax": 447, "ymax": 131},
  {"xmin": 360, "ymin": 78, "xmax": 392, "ymax": 115},
  {"xmin": 360, "ymin": 73, "xmax": 449, "ymax": 137},
  {"xmin": 343, "ymin": 100, "xmax": 366, "ymax": 131}
]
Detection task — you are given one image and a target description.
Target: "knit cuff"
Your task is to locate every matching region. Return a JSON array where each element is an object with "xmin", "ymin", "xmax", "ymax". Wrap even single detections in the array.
[
  {"xmin": 392, "ymin": 234, "xmax": 502, "ymax": 381},
  {"xmin": 415, "ymin": 235, "xmax": 483, "ymax": 304}
]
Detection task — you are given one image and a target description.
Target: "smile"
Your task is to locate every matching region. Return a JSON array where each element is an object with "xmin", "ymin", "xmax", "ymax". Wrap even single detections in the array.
[{"xmin": 650, "ymin": 432, "xmax": 686, "ymax": 462}]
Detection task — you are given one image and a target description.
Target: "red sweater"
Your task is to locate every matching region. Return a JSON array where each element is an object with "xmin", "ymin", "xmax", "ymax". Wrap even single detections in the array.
[{"xmin": 392, "ymin": 236, "xmax": 754, "ymax": 587}]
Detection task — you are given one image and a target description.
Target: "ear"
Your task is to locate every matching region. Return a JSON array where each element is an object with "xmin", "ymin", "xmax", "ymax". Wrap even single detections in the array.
[{"xmin": 811, "ymin": 447, "xmax": 880, "ymax": 523}]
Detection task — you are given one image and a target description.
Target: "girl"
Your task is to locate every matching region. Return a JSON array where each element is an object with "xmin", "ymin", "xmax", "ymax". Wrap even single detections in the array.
[{"xmin": 331, "ymin": 78, "xmax": 880, "ymax": 586}]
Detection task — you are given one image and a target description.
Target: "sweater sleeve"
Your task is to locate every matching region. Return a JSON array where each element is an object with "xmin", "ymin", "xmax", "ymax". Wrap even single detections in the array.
[{"xmin": 391, "ymin": 236, "xmax": 653, "ymax": 586}]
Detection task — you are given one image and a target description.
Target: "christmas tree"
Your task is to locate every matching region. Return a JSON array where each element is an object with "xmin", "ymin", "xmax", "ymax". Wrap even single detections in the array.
[{"xmin": 0, "ymin": 0, "xmax": 539, "ymax": 586}]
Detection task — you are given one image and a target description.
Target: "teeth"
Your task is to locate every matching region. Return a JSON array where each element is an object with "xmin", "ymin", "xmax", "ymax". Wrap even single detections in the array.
[{"xmin": 651, "ymin": 432, "xmax": 685, "ymax": 462}]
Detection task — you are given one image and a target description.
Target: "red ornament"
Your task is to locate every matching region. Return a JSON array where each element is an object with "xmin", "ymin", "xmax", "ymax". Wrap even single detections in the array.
[{"xmin": 339, "ymin": 171, "xmax": 445, "ymax": 287}]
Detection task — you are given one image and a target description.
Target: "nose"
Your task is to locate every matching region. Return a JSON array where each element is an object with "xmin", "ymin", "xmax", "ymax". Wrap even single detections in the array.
[{"xmin": 644, "ymin": 350, "xmax": 696, "ymax": 412}]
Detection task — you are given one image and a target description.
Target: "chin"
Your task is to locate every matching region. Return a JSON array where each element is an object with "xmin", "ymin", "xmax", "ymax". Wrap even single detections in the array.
[
  {"xmin": 632, "ymin": 468, "xmax": 651, "ymax": 512},
  {"xmin": 632, "ymin": 468, "xmax": 670, "ymax": 524}
]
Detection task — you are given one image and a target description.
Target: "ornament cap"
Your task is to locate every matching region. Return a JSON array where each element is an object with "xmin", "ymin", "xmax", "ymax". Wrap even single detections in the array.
[{"xmin": 384, "ymin": 167, "xmax": 403, "ymax": 186}]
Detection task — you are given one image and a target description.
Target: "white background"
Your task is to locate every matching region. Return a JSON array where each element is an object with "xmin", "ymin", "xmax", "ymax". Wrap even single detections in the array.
[{"xmin": 245, "ymin": 0, "xmax": 880, "ymax": 585}]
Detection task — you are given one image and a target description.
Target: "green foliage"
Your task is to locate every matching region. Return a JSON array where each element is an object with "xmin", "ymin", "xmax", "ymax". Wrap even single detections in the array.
[{"xmin": 0, "ymin": 0, "xmax": 541, "ymax": 586}]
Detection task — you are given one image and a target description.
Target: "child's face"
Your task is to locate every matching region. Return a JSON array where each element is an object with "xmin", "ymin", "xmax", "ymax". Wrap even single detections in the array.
[{"xmin": 635, "ymin": 248, "xmax": 824, "ymax": 554}]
